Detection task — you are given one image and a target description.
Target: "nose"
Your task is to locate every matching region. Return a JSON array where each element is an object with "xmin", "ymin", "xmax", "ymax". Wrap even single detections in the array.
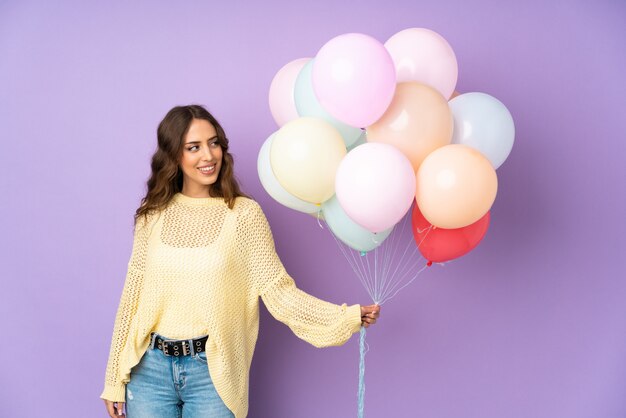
[{"xmin": 201, "ymin": 145, "xmax": 216, "ymax": 161}]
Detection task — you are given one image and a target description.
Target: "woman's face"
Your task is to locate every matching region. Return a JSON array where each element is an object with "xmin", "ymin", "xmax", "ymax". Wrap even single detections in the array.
[{"xmin": 179, "ymin": 118, "xmax": 223, "ymax": 196}]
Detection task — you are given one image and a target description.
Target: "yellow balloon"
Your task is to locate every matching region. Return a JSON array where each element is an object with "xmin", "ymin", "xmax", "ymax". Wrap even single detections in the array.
[
  {"xmin": 367, "ymin": 82, "xmax": 453, "ymax": 172},
  {"xmin": 416, "ymin": 145, "xmax": 497, "ymax": 229},
  {"xmin": 271, "ymin": 117, "xmax": 346, "ymax": 204}
]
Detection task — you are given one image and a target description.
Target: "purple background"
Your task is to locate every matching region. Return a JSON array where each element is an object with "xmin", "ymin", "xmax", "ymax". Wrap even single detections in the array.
[{"xmin": 1, "ymin": 1, "xmax": 625, "ymax": 417}]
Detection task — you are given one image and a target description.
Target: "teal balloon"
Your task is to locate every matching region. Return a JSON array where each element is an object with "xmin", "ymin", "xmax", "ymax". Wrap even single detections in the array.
[
  {"xmin": 294, "ymin": 59, "xmax": 362, "ymax": 148},
  {"xmin": 322, "ymin": 195, "xmax": 392, "ymax": 252}
]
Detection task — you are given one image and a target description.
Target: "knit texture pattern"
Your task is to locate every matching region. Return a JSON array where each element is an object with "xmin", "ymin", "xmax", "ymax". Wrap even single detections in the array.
[{"xmin": 100, "ymin": 193, "xmax": 362, "ymax": 417}]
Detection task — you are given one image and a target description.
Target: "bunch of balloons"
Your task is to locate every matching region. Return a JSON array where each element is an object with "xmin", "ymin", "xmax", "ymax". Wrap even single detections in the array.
[{"xmin": 259, "ymin": 28, "xmax": 514, "ymax": 265}]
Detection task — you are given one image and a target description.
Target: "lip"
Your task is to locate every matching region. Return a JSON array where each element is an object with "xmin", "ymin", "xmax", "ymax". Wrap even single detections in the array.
[{"xmin": 197, "ymin": 164, "xmax": 217, "ymax": 175}]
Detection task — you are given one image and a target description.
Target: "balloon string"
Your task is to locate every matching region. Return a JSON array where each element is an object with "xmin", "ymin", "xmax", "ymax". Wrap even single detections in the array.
[
  {"xmin": 379, "ymin": 215, "xmax": 410, "ymax": 299},
  {"xmin": 379, "ymin": 261, "xmax": 428, "ymax": 305},
  {"xmin": 330, "ymin": 230, "xmax": 375, "ymax": 299},
  {"xmin": 324, "ymin": 214, "xmax": 436, "ymax": 415},
  {"xmin": 378, "ymin": 225, "xmax": 431, "ymax": 304},
  {"xmin": 357, "ymin": 326, "xmax": 368, "ymax": 418},
  {"xmin": 377, "ymin": 216, "xmax": 420, "ymax": 301},
  {"xmin": 327, "ymin": 214, "xmax": 433, "ymax": 305}
]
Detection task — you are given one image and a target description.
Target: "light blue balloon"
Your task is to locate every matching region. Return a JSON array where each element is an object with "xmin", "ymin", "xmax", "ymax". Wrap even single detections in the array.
[
  {"xmin": 322, "ymin": 195, "xmax": 392, "ymax": 253},
  {"xmin": 348, "ymin": 130, "xmax": 367, "ymax": 151},
  {"xmin": 450, "ymin": 92, "xmax": 515, "ymax": 169},
  {"xmin": 294, "ymin": 59, "xmax": 362, "ymax": 148},
  {"xmin": 257, "ymin": 133, "xmax": 320, "ymax": 214}
]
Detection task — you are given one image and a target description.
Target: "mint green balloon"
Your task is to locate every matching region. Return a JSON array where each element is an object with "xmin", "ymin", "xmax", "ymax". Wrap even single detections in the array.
[
  {"xmin": 294, "ymin": 59, "xmax": 362, "ymax": 148},
  {"xmin": 322, "ymin": 195, "xmax": 392, "ymax": 252}
]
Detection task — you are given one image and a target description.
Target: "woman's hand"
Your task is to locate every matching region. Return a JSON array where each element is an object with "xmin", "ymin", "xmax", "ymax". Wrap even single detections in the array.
[
  {"xmin": 360, "ymin": 304, "xmax": 380, "ymax": 328},
  {"xmin": 104, "ymin": 399, "xmax": 125, "ymax": 417}
]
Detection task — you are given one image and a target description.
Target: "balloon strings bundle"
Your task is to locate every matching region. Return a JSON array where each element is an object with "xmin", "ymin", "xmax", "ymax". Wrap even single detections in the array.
[
  {"xmin": 358, "ymin": 327, "xmax": 368, "ymax": 418},
  {"xmin": 328, "ymin": 212, "xmax": 431, "ymax": 305},
  {"xmin": 319, "ymin": 211, "xmax": 436, "ymax": 417}
]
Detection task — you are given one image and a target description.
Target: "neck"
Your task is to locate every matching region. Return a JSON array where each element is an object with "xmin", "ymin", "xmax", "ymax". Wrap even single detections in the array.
[{"xmin": 181, "ymin": 184, "xmax": 212, "ymax": 198}]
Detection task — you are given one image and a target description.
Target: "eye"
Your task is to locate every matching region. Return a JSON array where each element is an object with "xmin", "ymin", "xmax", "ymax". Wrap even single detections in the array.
[
  {"xmin": 210, "ymin": 141, "xmax": 220, "ymax": 148},
  {"xmin": 186, "ymin": 145, "xmax": 199, "ymax": 152}
]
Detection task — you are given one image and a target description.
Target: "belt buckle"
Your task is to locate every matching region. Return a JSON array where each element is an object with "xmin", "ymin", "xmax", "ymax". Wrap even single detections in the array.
[
  {"xmin": 155, "ymin": 337, "xmax": 168, "ymax": 356},
  {"xmin": 155, "ymin": 336, "xmax": 195, "ymax": 356}
]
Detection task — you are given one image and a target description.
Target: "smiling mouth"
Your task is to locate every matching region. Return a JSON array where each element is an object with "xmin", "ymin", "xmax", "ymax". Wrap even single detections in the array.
[{"xmin": 198, "ymin": 165, "xmax": 216, "ymax": 175}]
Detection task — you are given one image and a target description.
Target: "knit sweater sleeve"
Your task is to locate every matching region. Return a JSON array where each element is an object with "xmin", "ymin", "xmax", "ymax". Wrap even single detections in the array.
[
  {"xmin": 100, "ymin": 214, "xmax": 155, "ymax": 402},
  {"xmin": 240, "ymin": 201, "xmax": 362, "ymax": 348}
]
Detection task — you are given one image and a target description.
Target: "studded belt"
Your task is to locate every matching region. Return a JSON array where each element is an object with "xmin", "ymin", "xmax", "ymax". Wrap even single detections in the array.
[{"xmin": 150, "ymin": 333, "xmax": 208, "ymax": 357}]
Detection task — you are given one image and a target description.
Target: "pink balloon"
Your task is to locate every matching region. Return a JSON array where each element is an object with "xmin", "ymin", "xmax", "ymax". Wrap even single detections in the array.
[
  {"xmin": 269, "ymin": 58, "xmax": 310, "ymax": 127},
  {"xmin": 336, "ymin": 143, "xmax": 415, "ymax": 233},
  {"xmin": 312, "ymin": 33, "xmax": 396, "ymax": 128},
  {"xmin": 385, "ymin": 28, "xmax": 458, "ymax": 99}
]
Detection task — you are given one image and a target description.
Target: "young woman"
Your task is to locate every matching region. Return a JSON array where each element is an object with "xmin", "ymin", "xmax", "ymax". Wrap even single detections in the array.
[{"xmin": 100, "ymin": 105, "xmax": 380, "ymax": 418}]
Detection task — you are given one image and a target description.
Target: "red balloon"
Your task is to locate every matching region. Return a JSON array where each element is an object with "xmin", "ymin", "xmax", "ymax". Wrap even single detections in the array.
[{"xmin": 411, "ymin": 203, "xmax": 490, "ymax": 263}]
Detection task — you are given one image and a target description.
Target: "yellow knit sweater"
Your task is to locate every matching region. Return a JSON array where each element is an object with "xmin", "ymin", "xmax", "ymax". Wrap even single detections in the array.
[{"xmin": 100, "ymin": 193, "xmax": 362, "ymax": 417}]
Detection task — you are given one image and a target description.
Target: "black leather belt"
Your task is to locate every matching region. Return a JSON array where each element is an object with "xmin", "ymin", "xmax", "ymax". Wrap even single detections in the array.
[{"xmin": 151, "ymin": 333, "xmax": 208, "ymax": 357}]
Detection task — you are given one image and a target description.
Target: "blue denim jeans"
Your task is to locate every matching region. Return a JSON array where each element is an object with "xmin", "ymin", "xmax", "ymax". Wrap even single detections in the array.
[{"xmin": 125, "ymin": 334, "xmax": 234, "ymax": 418}]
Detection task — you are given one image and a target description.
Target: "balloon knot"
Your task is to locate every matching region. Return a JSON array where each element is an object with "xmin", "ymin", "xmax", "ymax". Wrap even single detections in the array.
[
  {"xmin": 360, "ymin": 251, "xmax": 367, "ymax": 257},
  {"xmin": 427, "ymin": 261, "xmax": 433, "ymax": 267}
]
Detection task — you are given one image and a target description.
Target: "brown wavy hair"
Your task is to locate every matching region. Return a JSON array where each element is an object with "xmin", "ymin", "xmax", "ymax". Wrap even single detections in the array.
[{"xmin": 135, "ymin": 105, "xmax": 247, "ymax": 223}]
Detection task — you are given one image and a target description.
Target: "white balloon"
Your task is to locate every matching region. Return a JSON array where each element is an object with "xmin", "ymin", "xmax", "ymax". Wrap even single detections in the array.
[
  {"xmin": 336, "ymin": 143, "xmax": 416, "ymax": 233},
  {"xmin": 450, "ymin": 92, "xmax": 515, "ymax": 169},
  {"xmin": 257, "ymin": 133, "xmax": 320, "ymax": 214},
  {"xmin": 385, "ymin": 28, "xmax": 458, "ymax": 99}
]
